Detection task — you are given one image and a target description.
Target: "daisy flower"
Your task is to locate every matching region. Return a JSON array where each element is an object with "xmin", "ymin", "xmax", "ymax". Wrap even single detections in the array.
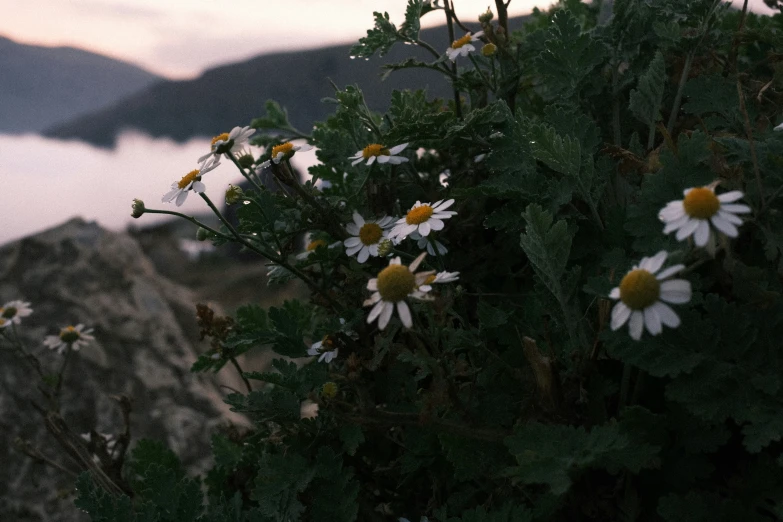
[
  {"xmin": 418, "ymin": 271, "xmax": 460, "ymax": 292},
  {"xmin": 446, "ymin": 31, "xmax": 484, "ymax": 61},
  {"xmin": 364, "ymin": 253, "xmax": 434, "ymax": 330},
  {"xmin": 296, "ymin": 238, "xmax": 341, "ymax": 260},
  {"xmin": 344, "ymin": 212, "xmax": 395, "ymax": 263},
  {"xmin": 162, "ymin": 156, "xmax": 220, "ymax": 207},
  {"xmin": 0, "ymin": 300, "xmax": 33, "ymax": 327},
  {"xmin": 608, "ymin": 251, "xmax": 691, "ymax": 341},
  {"xmin": 410, "ymin": 231, "xmax": 447, "ymax": 256},
  {"xmin": 389, "ymin": 199, "xmax": 456, "ymax": 240},
  {"xmin": 271, "ymin": 141, "xmax": 313, "ymax": 164},
  {"xmin": 198, "ymin": 126, "xmax": 256, "ymax": 163},
  {"xmin": 658, "ymin": 185, "xmax": 751, "ymax": 248},
  {"xmin": 307, "ymin": 334, "xmax": 339, "ymax": 363},
  {"xmin": 44, "ymin": 324, "xmax": 95, "ymax": 354},
  {"xmin": 349, "ymin": 143, "xmax": 408, "ymax": 166}
]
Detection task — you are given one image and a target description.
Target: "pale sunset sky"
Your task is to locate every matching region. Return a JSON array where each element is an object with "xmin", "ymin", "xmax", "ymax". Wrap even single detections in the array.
[{"xmin": 2, "ymin": 0, "xmax": 775, "ymax": 79}]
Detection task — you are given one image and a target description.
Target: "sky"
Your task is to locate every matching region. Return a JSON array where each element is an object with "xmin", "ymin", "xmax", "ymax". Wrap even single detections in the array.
[{"xmin": 2, "ymin": 0, "xmax": 774, "ymax": 79}]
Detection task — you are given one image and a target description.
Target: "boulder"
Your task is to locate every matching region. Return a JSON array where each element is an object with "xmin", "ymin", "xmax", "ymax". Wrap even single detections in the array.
[{"xmin": 0, "ymin": 218, "xmax": 241, "ymax": 521}]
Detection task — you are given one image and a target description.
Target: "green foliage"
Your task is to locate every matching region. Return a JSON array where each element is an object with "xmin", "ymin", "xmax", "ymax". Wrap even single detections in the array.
[{"xmin": 78, "ymin": 1, "xmax": 783, "ymax": 521}]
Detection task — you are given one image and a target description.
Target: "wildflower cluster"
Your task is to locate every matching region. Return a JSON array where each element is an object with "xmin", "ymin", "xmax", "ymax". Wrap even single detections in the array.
[{"xmin": 71, "ymin": 1, "xmax": 783, "ymax": 521}]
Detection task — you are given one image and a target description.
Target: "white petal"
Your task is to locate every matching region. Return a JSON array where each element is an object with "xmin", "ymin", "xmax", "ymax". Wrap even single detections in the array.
[
  {"xmin": 397, "ymin": 301, "xmax": 412, "ymax": 328},
  {"xmin": 410, "ymin": 252, "xmax": 427, "ymax": 271},
  {"xmin": 344, "ymin": 237, "xmax": 361, "ymax": 247},
  {"xmin": 162, "ymin": 188, "xmax": 179, "ymax": 202},
  {"xmin": 352, "ymin": 157, "xmax": 364, "ymax": 166},
  {"xmin": 656, "ymin": 264, "xmax": 685, "ymax": 280},
  {"xmin": 675, "ymin": 219, "xmax": 699, "ymax": 241},
  {"xmin": 367, "ymin": 279, "xmax": 378, "ymax": 291},
  {"xmin": 387, "ymin": 156, "xmax": 408, "ymax": 164},
  {"xmin": 717, "ymin": 209, "xmax": 743, "ymax": 225},
  {"xmin": 643, "ymin": 306, "xmax": 662, "ymax": 335},
  {"xmin": 717, "ymin": 191, "xmax": 744, "ymax": 203},
  {"xmin": 297, "ymin": 144, "xmax": 313, "ymax": 152},
  {"xmin": 346, "ymin": 223, "xmax": 360, "ymax": 235},
  {"xmin": 428, "ymin": 218, "xmax": 445, "ymax": 231},
  {"xmin": 368, "ymin": 243, "xmax": 379, "ymax": 256},
  {"xmin": 379, "ymin": 302, "xmax": 394, "ymax": 330},
  {"xmin": 651, "ymin": 301, "xmax": 680, "ymax": 328},
  {"xmin": 610, "ymin": 302, "xmax": 631, "ymax": 330},
  {"xmin": 192, "ymin": 181, "xmax": 206, "ymax": 193},
  {"xmin": 175, "ymin": 190, "xmax": 189, "ymax": 207},
  {"xmin": 418, "ymin": 221, "xmax": 431, "ymax": 236},
  {"xmin": 367, "ymin": 156, "xmax": 376, "ymax": 166},
  {"xmin": 629, "ymin": 311, "xmax": 644, "ymax": 340},
  {"xmin": 364, "ymin": 293, "xmax": 382, "ymax": 306},
  {"xmin": 663, "ymin": 214, "xmax": 690, "ymax": 234},
  {"xmin": 609, "ymin": 287, "xmax": 620, "ymax": 299},
  {"xmin": 721, "ymin": 203, "xmax": 751, "ymax": 214},
  {"xmin": 640, "ymin": 251, "xmax": 667, "ymax": 274},
  {"xmin": 377, "ymin": 216, "xmax": 394, "ymax": 227},
  {"xmin": 377, "ymin": 155, "xmax": 391, "ymax": 164},
  {"xmin": 433, "ymin": 199, "xmax": 455, "ymax": 211},
  {"xmin": 473, "ymin": 30, "xmax": 484, "ymax": 38},
  {"xmin": 659, "ymin": 204, "xmax": 686, "ymax": 222},
  {"xmin": 710, "ymin": 214, "xmax": 738, "ymax": 237},
  {"xmin": 693, "ymin": 220, "xmax": 710, "ymax": 247},
  {"xmin": 346, "ymin": 243, "xmax": 363, "ymax": 255},
  {"xmin": 357, "ymin": 247, "xmax": 370, "ymax": 264},
  {"xmin": 367, "ymin": 300, "xmax": 385, "ymax": 323},
  {"xmin": 389, "ymin": 143, "xmax": 408, "ymax": 154},
  {"xmin": 659, "ymin": 280, "xmax": 692, "ymax": 304}
]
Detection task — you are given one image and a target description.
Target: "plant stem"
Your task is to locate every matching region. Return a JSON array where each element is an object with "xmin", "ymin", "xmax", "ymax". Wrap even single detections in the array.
[
  {"xmin": 142, "ymin": 208, "xmax": 233, "ymax": 241},
  {"xmin": 229, "ymin": 357, "xmax": 253, "ymax": 393},
  {"xmin": 736, "ymin": 77, "xmax": 765, "ymax": 213},
  {"xmin": 227, "ymin": 154, "xmax": 265, "ymax": 193},
  {"xmin": 444, "ymin": 0, "xmax": 463, "ymax": 119}
]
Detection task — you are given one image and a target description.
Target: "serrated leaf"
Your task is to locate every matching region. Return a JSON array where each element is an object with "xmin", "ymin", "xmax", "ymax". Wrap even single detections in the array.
[
  {"xmin": 629, "ymin": 51, "xmax": 667, "ymax": 127},
  {"xmin": 351, "ymin": 11, "xmax": 399, "ymax": 58},
  {"xmin": 400, "ymin": 0, "xmax": 423, "ymax": 40},
  {"xmin": 339, "ymin": 423, "xmax": 365, "ymax": 456},
  {"xmin": 519, "ymin": 204, "xmax": 573, "ymax": 300}
]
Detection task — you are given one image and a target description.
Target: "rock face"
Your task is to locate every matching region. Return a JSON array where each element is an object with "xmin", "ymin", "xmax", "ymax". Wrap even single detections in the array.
[{"xmin": 0, "ymin": 218, "xmax": 239, "ymax": 521}]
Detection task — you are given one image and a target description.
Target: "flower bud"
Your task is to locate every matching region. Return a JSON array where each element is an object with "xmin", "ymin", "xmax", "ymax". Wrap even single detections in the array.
[
  {"xmin": 237, "ymin": 153, "xmax": 255, "ymax": 169},
  {"xmin": 196, "ymin": 227, "xmax": 210, "ymax": 241},
  {"xmin": 131, "ymin": 199, "xmax": 145, "ymax": 218},
  {"xmin": 321, "ymin": 381, "xmax": 339, "ymax": 400},
  {"xmin": 481, "ymin": 43, "xmax": 497, "ymax": 57},
  {"xmin": 377, "ymin": 239, "xmax": 393, "ymax": 257},
  {"xmin": 225, "ymin": 184, "xmax": 244, "ymax": 205},
  {"xmin": 479, "ymin": 9, "xmax": 493, "ymax": 23}
]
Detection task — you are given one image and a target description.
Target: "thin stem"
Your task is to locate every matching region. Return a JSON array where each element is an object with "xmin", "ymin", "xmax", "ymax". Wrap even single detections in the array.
[
  {"xmin": 666, "ymin": 51, "xmax": 693, "ymax": 136},
  {"xmin": 736, "ymin": 77, "xmax": 765, "ymax": 213},
  {"xmin": 54, "ymin": 345, "xmax": 74, "ymax": 402},
  {"xmin": 444, "ymin": 1, "xmax": 463, "ymax": 119},
  {"xmin": 243, "ymin": 197, "xmax": 285, "ymax": 254},
  {"xmin": 494, "ymin": 0, "xmax": 509, "ymax": 35},
  {"xmin": 143, "ymin": 208, "xmax": 233, "ymax": 241},
  {"xmin": 227, "ymin": 154, "xmax": 265, "ymax": 193},
  {"xmin": 468, "ymin": 55, "xmax": 495, "ymax": 94},
  {"xmin": 229, "ymin": 357, "xmax": 253, "ymax": 393}
]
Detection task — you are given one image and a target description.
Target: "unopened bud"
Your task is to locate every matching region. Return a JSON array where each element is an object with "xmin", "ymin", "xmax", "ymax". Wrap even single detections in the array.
[
  {"xmin": 481, "ymin": 43, "xmax": 497, "ymax": 57},
  {"xmin": 321, "ymin": 381, "xmax": 339, "ymax": 400},
  {"xmin": 377, "ymin": 239, "xmax": 393, "ymax": 257},
  {"xmin": 479, "ymin": 9, "xmax": 494, "ymax": 23},
  {"xmin": 225, "ymin": 184, "xmax": 244, "ymax": 205},
  {"xmin": 196, "ymin": 227, "xmax": 210, "ymax": 241},
  {"xmin": 131, "ymin": 199, "xmax": 145, "ymax": 218},
  {"xmin": 237, "ymin": 154, "xmax": 255, "ymax": 169}
]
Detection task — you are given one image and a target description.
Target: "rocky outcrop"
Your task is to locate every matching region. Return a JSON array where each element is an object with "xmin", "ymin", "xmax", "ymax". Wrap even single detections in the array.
[{"xmin": 0, "ymin": 218, "xmax": 241, "ymax": 521}]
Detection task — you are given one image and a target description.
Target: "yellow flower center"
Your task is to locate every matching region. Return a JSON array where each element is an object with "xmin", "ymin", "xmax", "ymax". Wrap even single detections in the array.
[
  {"xmin": 362, "ymin": 144, "xmax": 390, "ymax": 159},
  {"xmin": 272, "ymin": 142, "xmax": 294, "ymax": 158},
  {"xmin": 359, "ymin": 223, "xmax": 383, "ymax": 245},
  {"xmin": 177, "ymin": 169, "xmax": 200, "ymax": 189},
  {"xmin": 59, "ymin": 326, "xmax": 80, "ymax": 343},
  {"xmin": 321, "ymin": 381, "xmax": 339, "ymax": 399},
  {"xmin": 452, "ymin": 34, "xmax": 473, "ymax": 49},
  {"xmin": 211, "ymin": 133, "xmax": 229, "ymax": 146},
  {"xmin": 619, "ymin": 269, "xmax": 660, "ymax": 310},
  {"xmin": 481, "ymin": 43, "xmax": 497, "ymax": 56},
  {"xmin": 307, "ymin": 239, "xmax": 327, "ymax": 251},
  {"xmin": 683, "ymin": 188, "xmax": 720, "ymax": 219},
  {"xmin": 406, "ymin": 205, "xmax": 434, "ymax": 225},
  {"xmin": 376, "ymin": 264, "xmax": 416, "ymax": 302},
  {"xmin": 0, "ymin": 318, "xmax": 6, "ymax": 327},
  {"xmin": 1, "ymin": 307, "xmax": 15, "ymax": 319},
  {"xmin": 320, "ymin": 335, "xmax": 336, "ymax": 350}
]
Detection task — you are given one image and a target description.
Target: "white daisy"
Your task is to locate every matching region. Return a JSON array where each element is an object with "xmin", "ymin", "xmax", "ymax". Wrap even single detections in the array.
[
  {"xmin": 0, "ymin": 300, "xmax": 33, "ymax": 327},
  {"xmin": 658, "ymin": 184, "xmax": 751, "ymax": 248},
  {"xmin": 296, "ymin": 238, "xmax": 341, "ymax": 260},
  {"xmin": 198, "ymin": 126, "xmax": 256, "ymax": 163},
  {"xmin": 389, "ymin": 199, "xmax": 456, "ymax": 240},
  {"xmin": 307, "ymin": 335, "xmax": 339, "ymax": 363},
  {"xmin": 418, "ymin": 271, "xmax": 460, "ymax": 292},
  {"xmin": 446, "ymin": 31, "xmax": 484, "ymax": 61},
  {"xmin": 409, "ymin": 231, "xmax": 448, "ymax": 256},
  {"xmin": 344, "ymin": 212, "xmax": 395, "ymax": 263},
  {"xmin": 608, "ymin": 251, "xmax": 691, "ymax": 341},
  {"xmin": 349, "ymin": 143, "xmax": 409, "ymax": 166},
  {"xmin": 364, "ymin": 253, "xmax": 434, "ymax": 330},
  {"xmin": 162, "ymin": 156, "xmax": 220, "ymax": 207},
  {"xmin": 43, "ymin": 324, "xmax": 95, "ymax": 354}
]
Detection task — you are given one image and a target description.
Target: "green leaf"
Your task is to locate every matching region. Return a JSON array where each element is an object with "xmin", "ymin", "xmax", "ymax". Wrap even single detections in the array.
[
  {"xmin": 252, "ymin": 453, "xmax": 314, "ymax": 519},
  {"xmin": 629, "ymin": 50, "xmax": 667, "ymax": 127},
  {"xmin": 74, "ymin": 473, "xmax": 157, "ymax": 522},
  {"xmin": 338, "ymin": 423, "xmax": 365, "ymax": 456},
  {"xmin": 350, "ymin": 11, "xmax": 399, "ymax": 58},
  {"xmin": 519, "ymin": 204, "xmax": 574, "ymax": 300},
  {"xmin": 400, "ymin": 0, "xmax": 424, "ymax": 41}
]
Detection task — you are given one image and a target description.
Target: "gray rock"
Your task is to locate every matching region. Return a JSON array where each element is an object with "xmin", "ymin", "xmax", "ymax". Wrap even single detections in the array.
[{"xmin": 0, "ymin": 218, "xmax": 242, "ymax": 521}]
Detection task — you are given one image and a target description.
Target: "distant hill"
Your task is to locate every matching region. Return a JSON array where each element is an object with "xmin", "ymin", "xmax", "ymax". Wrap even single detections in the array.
[
  {"xmin": 0, "ymin": 35, "xmax": 162, "ymax": 133},
  {"xmin": 43, "ymin": 18, "xmax": 527, "ymax": 147}
]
